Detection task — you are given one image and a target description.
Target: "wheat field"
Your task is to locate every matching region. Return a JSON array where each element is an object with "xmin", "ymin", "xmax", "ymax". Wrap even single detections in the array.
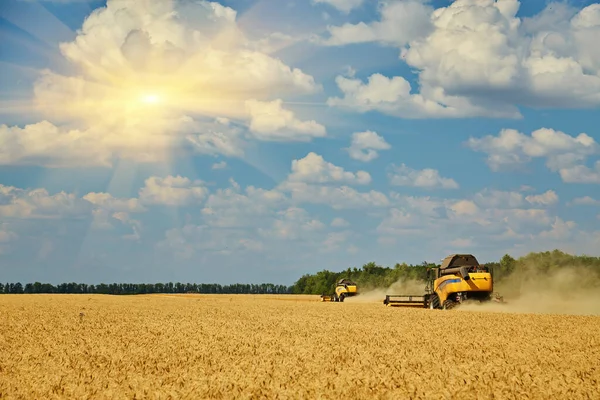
[{"xmin": 1, "ymin": 294, "xmax": 599, "ymax": 399}]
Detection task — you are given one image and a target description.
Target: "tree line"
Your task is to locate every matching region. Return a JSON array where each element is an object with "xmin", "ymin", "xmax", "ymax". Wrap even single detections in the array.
[
  {"xmin": 0, "ymin": 282, "xmax": 292, "ymax": 295},
  {"xmin": 2, "ymin": 250, "xmax": 599, "ymax": 295}
]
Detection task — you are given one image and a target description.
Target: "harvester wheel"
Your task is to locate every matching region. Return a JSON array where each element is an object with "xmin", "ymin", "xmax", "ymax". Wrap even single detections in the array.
[
  {"xmin": 442, "ymin": 300, "xmax": 456, "ymax": 310},
  {"xmin": 428, "ymin": 294, "xmax": 440, "ymax": 309},
  {"xmin": 339, "ymin": 294, "xmax": 345, "ymax": 302}
]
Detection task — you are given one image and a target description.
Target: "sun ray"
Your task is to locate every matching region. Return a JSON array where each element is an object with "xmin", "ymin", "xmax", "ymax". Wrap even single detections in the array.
[{"xmin": 0, "ymin": 1, "xmax": 75, "ymax": 50}]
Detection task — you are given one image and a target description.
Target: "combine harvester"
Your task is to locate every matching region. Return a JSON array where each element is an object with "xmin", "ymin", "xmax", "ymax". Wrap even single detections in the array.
[
  {"xmin": 383, "ymin": 253, "xmax": 504, "ymax": 309},
  {"xmin": 321, "ymin": 279, "xmax": 358, "ymax": 302}
]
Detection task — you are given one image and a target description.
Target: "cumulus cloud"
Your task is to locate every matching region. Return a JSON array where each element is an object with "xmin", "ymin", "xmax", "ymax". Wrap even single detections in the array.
[
  {"xmin": 3, "ymin": 0, "xmax": 323, "ymax": 167},
  {"xmin": 138, "ymin": 175, "xmax": 208, "ymax": 206},
  {"xmin": 288, "ymin": 152, "xmax": 371, "ymax": 185},
  {"xmin": 326, "ymin": 73, "xmax": 519, "ymax": 119},
  {"xmin": 537, "ymin": 217, "xmax": 577, "ymax": 241},
  {"xmin": 388, "ymin": 163, "xmax": 459, "ymax": 189},
  {"xmin": 467, "ymin": 127, "xmax": 599, "ymax": 182},
  {"xmin": 376, "ymin": 208, "xmax": 426, "ymax": 236},
  {"xmin": 378, "ymin": 187, "xmax": 561, "ymax": 246},
  {"xmin": 320, "ymin": 230, "xmax": 354, "ymax": 253},
  {"xmin": 570, "ymin": 196, "xmax": 600, "ymax": 206},
  {"xmin": 245, "ymin": 99, "xmax": 326, "ymax": 142},
  {"xmin": 201, "ymin": 182, "xmax": 288, "ymax": 228},
  {"xmin": 526, "ymin": 190, "xmax": 559, "ymax": 206},
  {"xmin": 83, "ymin": 192, "xmax": 146, "ymax": 213},
  {"xmin": 318, "ymin": 0, "xmax": 433, "ymax": 45},
  {"xmin": 468, "ymin": 188, "xmax": 557, "ymax": 209},
  {"xmin": 0, "ymin": 184, "xmax": 92, "ymax": 219},
  {"xmin": 0, "ymin": 121, "xmax": 113, "ymax": 168},
  {"xmin": 320, "ymin": 1, "xmax": 600, "ymax": 118},
  {"xmin": 346, "ymin": 130, "xmax": 391, "ymax": 162},
  {"xmin": 185, "ymin": 117, "xmax": 247, "ymax": 158},
  {"xmin": 0, "ymin": 184, "xmax": 142, "ymax": 240},
  {"xmin": 158, "ymin": 224, "xmax": 257, "ymax": 259},
  {"xmin": 558, "ymin": 161, "xmax": 600, "ymax": 184},
  {"xmin": 278, "ymin": 181, "xmax": 389, "ymax": 209},
  {"xmin": 472, "ymin": 189, "xmax": 525, "ymax": 209},
  {"xmin": 258, "ymin": 207, "xmax": 326, "ymax": 241}
]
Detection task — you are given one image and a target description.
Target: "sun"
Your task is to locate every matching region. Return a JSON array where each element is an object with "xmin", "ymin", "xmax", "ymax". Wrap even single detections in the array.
[{"xmin": 141, "ymin": 94, "xmax": 160, "ymax": 104}]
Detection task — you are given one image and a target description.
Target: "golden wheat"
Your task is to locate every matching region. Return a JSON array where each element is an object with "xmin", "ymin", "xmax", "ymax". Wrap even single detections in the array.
[{"xmin": 1, "ymin": 294, "xmax": 598, "ymax": 399}]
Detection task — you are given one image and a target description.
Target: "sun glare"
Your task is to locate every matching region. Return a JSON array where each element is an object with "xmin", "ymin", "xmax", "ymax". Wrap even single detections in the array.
[{"xmin": 141, "ymin": 94, "xmax": 160, "ymax": 104}]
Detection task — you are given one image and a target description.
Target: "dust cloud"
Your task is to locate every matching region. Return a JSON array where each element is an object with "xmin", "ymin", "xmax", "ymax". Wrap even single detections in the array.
[{"xmin": 458, "ymin": 265, "xmax": 600, "ymax": 316}]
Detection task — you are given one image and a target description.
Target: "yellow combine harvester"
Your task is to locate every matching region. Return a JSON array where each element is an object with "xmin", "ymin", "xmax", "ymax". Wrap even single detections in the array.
[
  {"xmin": 383, "ymin": 254, "xmax": 504, "ymax": 309},
  {"xmin": 321, "ymin": 279, "xmax": 358, "ymax": 302}
]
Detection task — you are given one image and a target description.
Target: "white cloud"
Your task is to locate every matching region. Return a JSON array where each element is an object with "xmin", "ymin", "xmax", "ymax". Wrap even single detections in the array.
[
  {"xmin": 312, "ymin": 0, "xmax": 365, "ymax": 13},
  {"xmin": 467, "ymin": 127, "xmax": 599, "ymax": 182},
  {"xmin": 318, "ymin": 0, "xmax": 433, "ymax": 45},
  {"xmin": 447, "ymin": 199, "xmax": 480, "ymax": 217},
  {"xmin": 201, "ymin": 183, "xmax": 288, "ymax": 228},
  {"xmin": 248, "ymin": 32, "xmax": 305, "ymax": 55},
  {"xmin": 469, "ymin": 188, "xmax": 558, "ymax": 209},
  {"xmin": 158, "ymin": 224, "xmax": 255, "ymax": 259},
  {"xmin": 185, "ymin": 117, "xmax": 247, "ymax": 158},
  {"xmin": 519, "ymin": 185, "xmax": 536, "ymax": 192},
  {"xmin": 0, "ymin": 184, "xmax": 92, "ymax": 219},
  {"xmin": 526, "ymin": 190, "xmax": 559, "ymax": 206},
  {"xmin": 0, "ymin": 184, "xmax": 141, "ymax": 238},
  {"xmin": 449, "ymin": 238, "xmax": 475, "ymax": 248},
  {"xmin": 472, "ymin": 189, "xmax": 524, "ymax": 209},
  {"xmin": 258, "ymin": 207, "xmax": 326, "ymax": 241},
  {"xmin": 391, "ymin": 194, "xmax": 444, "ymax": 218},
  {"xmin": 211, "ymin": 161, "xmax": 227, "ymax": 170},
  {"xmin": 376, "ymin": 208, "xmax": 426, "ymax": 236},
  {"xmin": 570, "ymin": 196, "xmax": 600, "ymax": 206},
  {"xmin": 83, "ymin": 192, "xmax": 146, "ymax": 213},
  {"xmin": 288, "ymin": 152, "xmax": 371, "ymax": 185},
  {"xmin": 279, "ymin": 181, "xmax": 389, "ymax": 209},
  {"xmin": 388, "ymin": 163, "xmax": 459, "ymax": 189},
  {"xmin": 320, "ymin": 230, "xmax": 353, "ymax": 252},
  {"xmin": 558, "ymin": 161, "xmax": 600, "ymax": 184},
  {"xmin": 245, "ymin": 99, "xmax": 326, "ymax": 142},
  {"xmin": 327, "ymin": 73, "xmax": 518, "ymax": 119},
  {"xmin": 378, "ymin": 185, "xmax": 570, "ymax": 247},
  {"xmin": 0, "ymin": 121, "xmax": 113, "ymax": 168},
  {"xmin": 331, "ymin": 217, "xmax": 350, "ymax": 227},
  {"xmin": 319, "ymin": 1, "xmax": 600, "ymax": 117},
  {"xmin": 346, "ymin": 130, "xmax": 391, "ymax": 162},
  {"xmin": 537, "ymin": 217, "xmax": 577, "ymax": 241},
  {"xmin": 139, "ymin": 175, "xmax": 208, "ymax": 206}
]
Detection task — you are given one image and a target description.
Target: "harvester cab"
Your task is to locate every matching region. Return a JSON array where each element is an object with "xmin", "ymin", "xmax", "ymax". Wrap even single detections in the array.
[
  {"xmin": 383, "ymin": 254, "xmax": 501, "ymax": 309},
  {"xmin": 320, "ymin": 279, "xmax": 358, "ymax": 302}
]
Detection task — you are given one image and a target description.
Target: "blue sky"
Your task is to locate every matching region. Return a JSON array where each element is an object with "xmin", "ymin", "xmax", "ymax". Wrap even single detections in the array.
[{"xmin": 1, "ymin": 0, "xmax": 599, "ymax": 285}]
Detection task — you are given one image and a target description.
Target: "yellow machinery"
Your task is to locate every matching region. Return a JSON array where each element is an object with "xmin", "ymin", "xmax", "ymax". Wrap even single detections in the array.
[
  {"xmin": 383, "ymin": 254, "xmax": 503, "ymax": 309},
  {"xmin": 321, "ymin": 279, "xmax": 358, "ymax": 302}
]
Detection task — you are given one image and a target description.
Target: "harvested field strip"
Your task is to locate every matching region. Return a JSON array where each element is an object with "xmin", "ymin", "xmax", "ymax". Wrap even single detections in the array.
[{"xmin": 1, "ymin": 294, "xmax": 599, "ymax": 399}]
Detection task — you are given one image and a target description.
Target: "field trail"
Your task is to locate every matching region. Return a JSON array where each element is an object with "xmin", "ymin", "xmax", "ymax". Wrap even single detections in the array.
[{"xmin": 1, "ymin": 294, "xmax": 599, "ymax": 399}]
